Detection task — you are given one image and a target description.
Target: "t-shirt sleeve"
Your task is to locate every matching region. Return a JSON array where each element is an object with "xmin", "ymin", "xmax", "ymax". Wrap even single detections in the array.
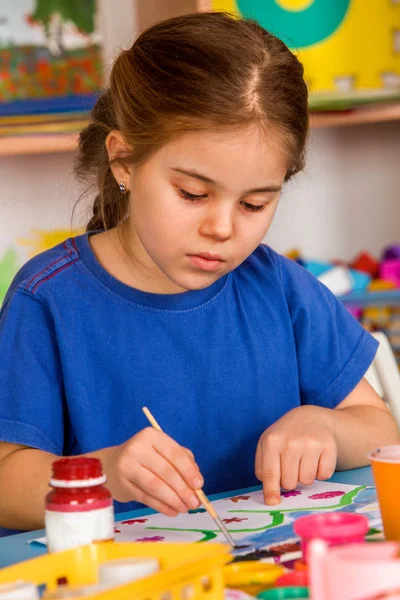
[
  {"xmin": 278, "ymin": 254, "xmax": 379, "ymax": 409},
  {"xmin": 0, "ymin": 288, "xmax": 64, "ymax": 454}
]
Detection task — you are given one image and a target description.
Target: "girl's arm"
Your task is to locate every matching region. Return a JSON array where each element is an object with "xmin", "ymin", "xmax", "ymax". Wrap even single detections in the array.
[
  {"xmin": 330, "ymin": 377, "xmax": 400, "ymax": 469},
  {"xmin": 0, "ymin": 429, "xmax": 203, "ymax": 530},
  {"xmin": 256, "ymin": 378, "xmax": 400, "ymax": 506},
  {"xmin": 0, "ymin": 443, "xmax": 55, "ymax": 530}
]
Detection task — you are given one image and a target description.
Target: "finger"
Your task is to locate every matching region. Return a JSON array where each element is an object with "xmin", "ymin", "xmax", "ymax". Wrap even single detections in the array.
[
  {"xmin": 183, "ymin": 447, "xmax": 200, "ymax": 469},
  {"xmin": 151, "ymin": 432, "xmax": 203, "ymax": 489},
  {"xmin": 280, "ymin": 447, "xmax": 301, "ymax": 492},
  {"xmin": 316, "ymin": 447, "xmax": 337, "ymax": 481},
  {"xmin": 129, "ymin": 464, "xmax": 190, "ymax": 514},
  {"xmin": 298, "ymin": 451, "xmax": 320, "ymax": 486},
  {"xmin": 255, "ymin": 439, "xmax": 262, "ymax": 481},
  {"xmin": 139, "ymin": 450, "xmax": 201, "ymax": 511},
  {"xmin": 183, "ymin": 447, "xmax": 195, "ymax": 461},
  {"xmin": 261, "ymin": 448, "xmax": 281, "ymax": 506},
  {"xmin": 126, "ymin": 480, "xmax": 180, "ymax": 517}
]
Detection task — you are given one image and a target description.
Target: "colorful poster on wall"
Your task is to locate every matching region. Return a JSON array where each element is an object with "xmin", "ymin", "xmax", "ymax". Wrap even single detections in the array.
[
  {"xmin": 204, "ymin": 0, "xmax": 400, "ymax": 105},
  {"xmin": 0, "ymin": 0, "xmax": 102, "ymax": 116}
]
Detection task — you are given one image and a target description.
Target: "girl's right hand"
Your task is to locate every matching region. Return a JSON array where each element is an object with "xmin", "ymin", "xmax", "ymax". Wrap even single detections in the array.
[{"xmin": 103, "ymin": 428, "xmax": 204, "ymax": 516}]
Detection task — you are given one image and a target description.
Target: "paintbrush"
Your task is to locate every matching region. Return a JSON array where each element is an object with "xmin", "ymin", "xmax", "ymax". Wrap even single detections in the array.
[{"xmin": 142, "ymin": 406, "xmax": 241, "ymax": 550}]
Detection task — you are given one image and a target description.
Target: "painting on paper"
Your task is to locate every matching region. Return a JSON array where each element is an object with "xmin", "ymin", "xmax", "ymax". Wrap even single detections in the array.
[
  {"xmin": 0, "ymin": 0, "xmax": 102, "ymax": 115},
  {"xmin": 114, "ymin": 481, "xmax": 381, "ymax": 557},
  {"xmin": 29, "ymin": 480, "xmax": 382, "ymax": 559}
]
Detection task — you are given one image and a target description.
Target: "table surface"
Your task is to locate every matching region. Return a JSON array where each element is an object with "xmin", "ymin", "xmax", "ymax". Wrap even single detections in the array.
[{"xmin": 0, "ymin": 466, "xmax": 374, "ymax": 568}]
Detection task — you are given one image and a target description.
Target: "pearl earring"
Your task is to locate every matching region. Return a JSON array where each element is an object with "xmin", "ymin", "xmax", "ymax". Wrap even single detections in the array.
[{"xmin": 119, "ymin": 181, "xmax": 126, "ymax": 194}]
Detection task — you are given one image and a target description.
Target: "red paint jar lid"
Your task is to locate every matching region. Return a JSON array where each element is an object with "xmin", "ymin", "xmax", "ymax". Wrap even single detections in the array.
[
  {"xmin": 276, "ymin": 571, "xmax": 308, "ymax": 587},
  {"xmin": 51, "ymin": 457, "xmax": 103, "ymax": 481}
]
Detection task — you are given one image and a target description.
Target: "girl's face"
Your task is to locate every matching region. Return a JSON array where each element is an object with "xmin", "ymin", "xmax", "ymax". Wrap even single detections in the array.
[{"xmin": 123, "ymin": 125, "xmax": 289, "ymax": 293}]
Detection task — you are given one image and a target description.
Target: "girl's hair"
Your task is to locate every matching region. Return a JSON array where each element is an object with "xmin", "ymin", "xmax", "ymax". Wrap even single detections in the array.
[{"xmin": 76, "ymin": 11, "xmax": 309, "ymax": 232}]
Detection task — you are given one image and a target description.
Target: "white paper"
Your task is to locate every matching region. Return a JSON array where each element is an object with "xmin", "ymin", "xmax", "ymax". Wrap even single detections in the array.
[{"xmin": 29, "ymin": 480, "xmax": 381, "ymax": 556}]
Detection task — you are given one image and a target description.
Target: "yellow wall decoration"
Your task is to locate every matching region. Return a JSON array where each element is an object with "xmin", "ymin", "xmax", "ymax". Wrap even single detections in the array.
[
  {"xmin": 208, "ymin": 0, "xmax": 400, "ymax": 96},
  {"xmin": 18, "ymin": 229, "xmax": 83, "ymax": 258}
]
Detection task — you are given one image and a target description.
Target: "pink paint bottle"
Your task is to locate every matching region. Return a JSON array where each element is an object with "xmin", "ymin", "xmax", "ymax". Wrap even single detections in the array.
[
  {"xmin": 309, "ymin": 540, "xmax": 400, "ymax": 600},
  {"xmin": 293, "ymin": 512, "xmax": 369, "ymax": 563},
  {"xmin": 45, "ymin": 457, "xmax": 114, "ymax": 553}
]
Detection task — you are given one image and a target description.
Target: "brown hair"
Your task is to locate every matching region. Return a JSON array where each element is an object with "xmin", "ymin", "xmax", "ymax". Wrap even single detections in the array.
[{"xmin": 76, "ymin": 11, "xmax": 309, "ymax": 232}]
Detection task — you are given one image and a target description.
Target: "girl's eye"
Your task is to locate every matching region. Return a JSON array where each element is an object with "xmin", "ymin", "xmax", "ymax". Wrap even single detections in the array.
[
  {"xmin": 178, "ymin": 188, "xmax": 208, "ymax": 201},
  {"xmin": 242, "ymin": 202, "xmax": 266, "ymax": 213}
]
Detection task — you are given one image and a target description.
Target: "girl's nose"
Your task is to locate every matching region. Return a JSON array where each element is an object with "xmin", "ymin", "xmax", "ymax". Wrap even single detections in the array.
[{"xmin": 199, "ymin": 203, "xmax": 233, "ymax": 241}]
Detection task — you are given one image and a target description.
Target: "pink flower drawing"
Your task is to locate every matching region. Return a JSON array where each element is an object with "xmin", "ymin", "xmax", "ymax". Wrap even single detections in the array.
[
  {"xmin": 282, "ymin": 490, "xmax": 302, "ymax": 498},
  {"xmin": 136, "ymin": 536, "xmax": 165, "ymax": 542},
  {"xmin": 308, "ymin": 491, "xmax": 345, "ymax": 500}
]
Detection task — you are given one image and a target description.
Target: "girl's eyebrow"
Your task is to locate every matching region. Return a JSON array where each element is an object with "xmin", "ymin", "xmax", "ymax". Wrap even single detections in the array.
[
  {"xmin": 172, "ymin": 167, "xmax": 215, "ymax": 185},
  {"xmin": 171, "ymin": 167, "xmax": 282, "ymax": 194}
]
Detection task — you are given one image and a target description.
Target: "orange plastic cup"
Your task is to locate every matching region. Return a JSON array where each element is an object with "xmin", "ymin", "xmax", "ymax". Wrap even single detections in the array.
[{"xmin": 369, "ymin": 446, "xmax": 400, "ymax": 541}]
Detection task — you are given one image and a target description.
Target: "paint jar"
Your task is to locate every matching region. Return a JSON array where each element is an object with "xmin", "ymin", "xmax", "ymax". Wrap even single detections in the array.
[
  {"xmin": 45, "ymin": 457, "xmax": 114, "ymax": 553},
  {"xmin": 0, "ymin": 581, "xmax": 39, "ymax": 599},
  {"xmin": 293, "ymin": 512, "xmax": 369, "ymax": 563},
  {"xmin": 275, "ymin": 571, "xmax": 308, "ymax": 588},
  {"xmin": 308, "ymin": 539, "xmax": 400, "ymax": 600},
  {"xmin": 369, "ymin": 446, "xmax": 400, "ymax": 540},
  {"xmin": 98, "ymin": 557, "xmax": 160, "ymax": 587},
  {"xmin": 369, "ymin": 595, "xmax": 400, "ymax": 600},
  {"xmin": 223, "ymin": 562, "xmax": 284, "ymax": 596},
  {"xmin": 256, "ymin": 588, "xmax": 309, "ymax": 599}
]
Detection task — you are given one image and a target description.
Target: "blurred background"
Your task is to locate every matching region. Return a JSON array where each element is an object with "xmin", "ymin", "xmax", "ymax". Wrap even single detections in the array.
[{"xmin": 0, "ymin": 0, "xmax": 400, "ymax": 365}]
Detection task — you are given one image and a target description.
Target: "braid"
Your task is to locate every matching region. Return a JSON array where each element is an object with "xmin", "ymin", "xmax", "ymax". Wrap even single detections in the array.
[{"xmin": 75, "ymin": 92, "xmax": 128, "ymax": 231}]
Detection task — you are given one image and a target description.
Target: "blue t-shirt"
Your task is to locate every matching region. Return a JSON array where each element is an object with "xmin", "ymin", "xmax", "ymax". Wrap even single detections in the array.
[{"xmin": 0, "ymin": 234, "xmax": 377, "ymax": 534}]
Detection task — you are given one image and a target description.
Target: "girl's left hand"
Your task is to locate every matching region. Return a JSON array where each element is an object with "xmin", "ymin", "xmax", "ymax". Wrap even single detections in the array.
[{"xmin": 255, "ymin": 405, "xmax": 338, "ymax": 506}]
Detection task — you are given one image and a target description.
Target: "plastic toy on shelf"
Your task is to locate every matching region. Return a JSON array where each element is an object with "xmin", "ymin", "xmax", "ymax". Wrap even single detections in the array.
[{"xmin": 285, "ymin": 244, "xmax": 400, "ymax": 369}]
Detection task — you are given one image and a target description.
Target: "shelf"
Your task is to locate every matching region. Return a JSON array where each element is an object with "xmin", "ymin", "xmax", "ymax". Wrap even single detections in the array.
[
  {"xmin": 0, "ymin": 133, "xmax": 79, "ymax": 157},
  {"xmin": 1, "ymin": 103, "xmax": 400, "ymax": 156},
  {"xmin": 310, "ymin": 103, "xmax": 400, "ymax": 128},
  {"xmin": 339, "ymin": 290, "xmax": 400, "ymax": 307}
]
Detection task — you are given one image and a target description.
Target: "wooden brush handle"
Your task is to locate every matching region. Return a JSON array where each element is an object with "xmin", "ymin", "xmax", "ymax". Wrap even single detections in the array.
[
  {"xmin": 142, "ymin": 406, "xmax": 162, "ymax": 431},
  {"xmin": 195, "ymin": 489, "xmax": 217, "ymax": 519},
  {"xmin": 142, "ymin": 407, "xmax": 217, "ymax": 518}
]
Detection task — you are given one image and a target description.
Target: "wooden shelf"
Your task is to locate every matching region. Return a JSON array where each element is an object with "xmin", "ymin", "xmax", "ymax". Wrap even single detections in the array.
[
  {"xmin": 1, "ymin": 103, "xmax": 400, "ymax": 156},
  {"xmin": 310, "ymin": 103, "xmax": 400, "ymax": 128},
  {"xmin": 339, "ymin": 290, "xmax": 400, "ymax": 307},
  {"xmin": 0, "ymin": 133, "xmax": 79, "ymax": 157}
]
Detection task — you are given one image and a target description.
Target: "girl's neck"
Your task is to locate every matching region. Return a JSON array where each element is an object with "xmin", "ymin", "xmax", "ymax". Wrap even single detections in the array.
[{"xmin": 88, "ymin": 223, "xmax": 186, "ymax": 295}]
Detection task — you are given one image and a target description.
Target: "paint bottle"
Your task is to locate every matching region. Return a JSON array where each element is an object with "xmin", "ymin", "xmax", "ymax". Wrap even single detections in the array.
[
  {"xmin": 256, "ymin": 588, "xmax": 309, "ymax": 599},
  {"xmin": 293, "ymin": 512, "xmax": 369, "ymax": 563},
  {"xmin": 0, "ymin": 581, "xmax": 39, "ymax": 600},
  {"xmin": 45, "ymin": 457, "xmax": 114, "ymax": 553},
  {"xmin": 98, "ymin": 557, "xmax": 160, "ymax": 587},
  {"xmin": 275, "ymin": 571, "xmax": 308, "ymax": 588}
]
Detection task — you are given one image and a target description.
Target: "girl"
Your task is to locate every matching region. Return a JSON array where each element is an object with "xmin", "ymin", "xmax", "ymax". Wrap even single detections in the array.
[{"xmin": 0, "ymin": 12, "xmax": 398, "ymax": 534}]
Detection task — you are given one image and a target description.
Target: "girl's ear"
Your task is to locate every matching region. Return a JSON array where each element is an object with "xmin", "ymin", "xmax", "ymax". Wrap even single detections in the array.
[{"xmin": 106, "ymin": 130, "xmax": 131, "ymax": 188}]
